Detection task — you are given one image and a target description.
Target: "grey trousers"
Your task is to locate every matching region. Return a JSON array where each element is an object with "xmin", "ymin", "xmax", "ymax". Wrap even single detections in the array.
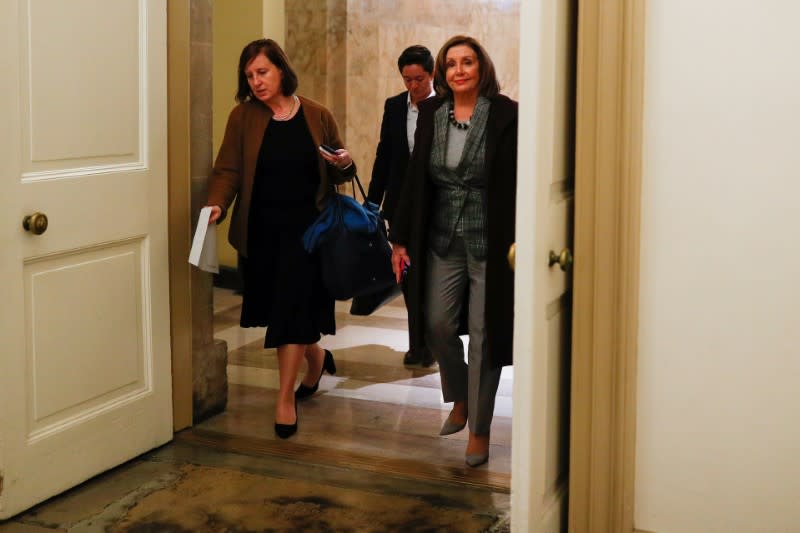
[{"xmin": 425, "ymin": 236, "xmax": 501, "ymax": 435}]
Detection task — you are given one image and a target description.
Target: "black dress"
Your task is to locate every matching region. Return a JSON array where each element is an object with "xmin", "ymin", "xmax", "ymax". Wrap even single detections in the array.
[{"xmin": 239, "ymin": 107, "xmax": 335, "ymax": 348}]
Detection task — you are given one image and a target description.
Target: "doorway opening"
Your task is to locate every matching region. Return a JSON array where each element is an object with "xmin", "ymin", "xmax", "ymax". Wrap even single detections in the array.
[
  {"xmin": 172, "ymin": 0, "xmax": 646, "ymax": 530},
  {"xmin": 189, "ymin": 3, "xmax": 588, "ymax": 528},
  {"xmin": 200, "ymin": 0, "xmax": 523, "ymax": 500}
]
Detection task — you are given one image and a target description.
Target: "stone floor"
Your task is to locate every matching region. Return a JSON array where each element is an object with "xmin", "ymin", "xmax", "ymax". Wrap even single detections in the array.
[{"xmin": 0, "ymin": 289, "xmax": 512, "ymax": 532}]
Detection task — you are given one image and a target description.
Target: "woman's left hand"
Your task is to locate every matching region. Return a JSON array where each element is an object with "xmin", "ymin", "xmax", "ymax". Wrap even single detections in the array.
[
  {"xmin": 391, "ymin": 244, "xmax": 410, "ymax": 284},
  {"xmin": 320, "ymin": 147, "xmax": 352, "ymax": 169}
]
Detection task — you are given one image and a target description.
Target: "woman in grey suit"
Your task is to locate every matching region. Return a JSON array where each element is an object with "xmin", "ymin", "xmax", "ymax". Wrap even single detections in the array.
[{"xmin": 389, "ymin": 36, "xmax": 518, "ymax": 467}]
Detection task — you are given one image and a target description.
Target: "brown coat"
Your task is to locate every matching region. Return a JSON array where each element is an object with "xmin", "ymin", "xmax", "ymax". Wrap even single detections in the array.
[
  {"xmin": 390, "ymin": 95, "xmax": 518, "ymax": 367},
  {"xmin": 207, "ymin": 96, "xmax": 356, "ymax": 256}
]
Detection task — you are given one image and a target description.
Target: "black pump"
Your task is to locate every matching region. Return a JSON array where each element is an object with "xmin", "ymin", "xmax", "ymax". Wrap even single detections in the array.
[
  {"xmin": 295, "ymin": 349, "xmax": 336, "ymax": 400},
  {"xmin": 274, "ymin": 400, "xmax": 298, "ymax": 439}
]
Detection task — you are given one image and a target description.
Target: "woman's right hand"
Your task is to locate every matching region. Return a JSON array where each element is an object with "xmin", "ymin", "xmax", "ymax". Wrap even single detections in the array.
[
  {"xmin": 207, "ymin": 205, "xmax": 222, "ymax": 224},
  {"xmin": 391, "ymin": 244, "xmax": 410, "ymax": 284}
]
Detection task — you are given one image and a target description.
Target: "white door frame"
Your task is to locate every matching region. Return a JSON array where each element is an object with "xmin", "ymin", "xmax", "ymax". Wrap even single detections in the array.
[{"xmin": 568, "ymin": 0, "xmax": 645, "ymax": 531}]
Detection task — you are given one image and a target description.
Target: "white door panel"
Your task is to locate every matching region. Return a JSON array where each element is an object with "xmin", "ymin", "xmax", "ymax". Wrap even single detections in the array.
[
  {"xmin": 25, "ymin": 242, "xmax": 146, "ymax": 435},
  {"xmin": 513, "ymin": 0, "xmax": 575, "ymax": 531},
  {"xmin": 0, "ymin": 0, "xmax": 172, "ymax": 518},
  {"xmin": 23, "ymin": 0, "xmax": 141, "ymax": 170}
]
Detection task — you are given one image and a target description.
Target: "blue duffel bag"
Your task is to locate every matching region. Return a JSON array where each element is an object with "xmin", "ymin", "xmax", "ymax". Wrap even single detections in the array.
[{"xmin": 303, "ymin": 175, "xmax": 397, "ymax": 301}]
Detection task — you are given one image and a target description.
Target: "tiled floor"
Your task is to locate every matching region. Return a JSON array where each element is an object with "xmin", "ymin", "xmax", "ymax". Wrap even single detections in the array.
[{"xmin": 0, "ymin": 288, "xmax": 512, "ymax": 532}]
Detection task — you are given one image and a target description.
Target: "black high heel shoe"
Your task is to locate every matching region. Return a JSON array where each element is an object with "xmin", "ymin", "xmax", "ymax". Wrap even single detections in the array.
[
  {"xmin": 295, "ymin": 349, "xmax": 336, "ymax": 400},
  {"xmin": 274, "ymin": 400, "xmax": 298, "ymax": 439}
]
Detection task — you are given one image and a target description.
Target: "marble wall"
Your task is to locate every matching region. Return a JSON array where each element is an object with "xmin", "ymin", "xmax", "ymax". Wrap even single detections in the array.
[
  {"xmin": 285, "ymin": 0, "xmax": 348, "ymax": 129},
  {"xmin": 285, "ymin": 0, "xmax": 520, "ymax": 190}
]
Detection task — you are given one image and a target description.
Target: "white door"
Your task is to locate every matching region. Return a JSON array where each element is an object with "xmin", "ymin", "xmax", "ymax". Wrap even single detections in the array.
[
  {"xmin": 0, "ymin": 0, "xmax": 172, "ymax": 518},
  {"xmin": 512, "ymin": 0, "xmax": 575, "ymax": 531}
]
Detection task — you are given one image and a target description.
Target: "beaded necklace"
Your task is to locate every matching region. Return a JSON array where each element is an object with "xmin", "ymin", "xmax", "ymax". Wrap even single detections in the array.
[{"xmin": 448, "ymin": 102, "xmax": 471, "ymax": 130}]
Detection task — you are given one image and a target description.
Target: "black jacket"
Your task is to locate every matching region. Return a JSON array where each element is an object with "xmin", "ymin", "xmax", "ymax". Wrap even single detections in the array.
[{"xmin": 368, "ymin": 92, "xmax": 413, "ymax": 224}]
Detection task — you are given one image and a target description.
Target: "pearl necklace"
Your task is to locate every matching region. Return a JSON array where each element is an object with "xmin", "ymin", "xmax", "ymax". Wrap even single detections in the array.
[
  {"xmin": 272, "ymin": 95, "xmax": 298, "ymax": 121},
  {"xmin": 448, "ymin": 104, "xmax": 470, "ymax": 130}
]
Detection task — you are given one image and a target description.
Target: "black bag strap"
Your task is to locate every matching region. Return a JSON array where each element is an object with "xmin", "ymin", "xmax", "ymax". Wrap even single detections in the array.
[{"xmin": 335, "ymin": 174, "xmax": 367, "ymax": 201}]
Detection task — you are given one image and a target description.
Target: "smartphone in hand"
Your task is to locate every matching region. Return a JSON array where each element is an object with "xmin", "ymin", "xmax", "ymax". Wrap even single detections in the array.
[{"xmin": 319, "ymin": 144, "xmax": 338, "ymax": 156}]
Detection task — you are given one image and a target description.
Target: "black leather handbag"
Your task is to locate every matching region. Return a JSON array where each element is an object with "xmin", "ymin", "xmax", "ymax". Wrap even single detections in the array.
[
  {"xmin": 349, "ymin": 280, "xmax": 402, "ymax": 315},
  {"xmin": 311, "ymin": 175, "xmax": 397, "ymax": 301}
]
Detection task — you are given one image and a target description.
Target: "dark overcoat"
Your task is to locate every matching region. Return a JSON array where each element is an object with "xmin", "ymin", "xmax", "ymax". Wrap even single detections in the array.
[
  {"xmin": 389, "ymin": 94, "xmax": 518, "ymax": 367},
  {"xmin": 366, "ymin": 91, "xmax": 412, "ymax": 224}
]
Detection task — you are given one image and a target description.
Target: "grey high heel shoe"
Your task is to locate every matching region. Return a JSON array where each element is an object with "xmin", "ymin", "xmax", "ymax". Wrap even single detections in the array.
[
  {"xmin": 465, "ymin": 431, "xmax": 490, "ymax": 466},
  {"xmin": 439, "ymin": 418, "xmax": 467, "ymax": 436},
  {"xmin": 465, "ymin": 452, "xmax": 489, "ymax": 467}
]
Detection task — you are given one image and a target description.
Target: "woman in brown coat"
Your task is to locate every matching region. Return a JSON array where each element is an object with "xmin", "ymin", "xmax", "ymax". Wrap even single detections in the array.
[
  {"xmin": 206, "ymin": 39, "xmax": 356, "ymax": 439},
  {"xmin": 390, "ymin": 36, "xmax": 518, "ymax": 466}
]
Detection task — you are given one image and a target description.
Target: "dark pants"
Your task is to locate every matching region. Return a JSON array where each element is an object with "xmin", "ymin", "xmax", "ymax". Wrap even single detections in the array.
[{"xmin": 402, "ymin": 276, "xmax": 426, "ymax": 355}]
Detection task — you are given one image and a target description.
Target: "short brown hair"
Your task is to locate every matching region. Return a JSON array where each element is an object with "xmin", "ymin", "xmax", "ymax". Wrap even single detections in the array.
[
  {"xmin": 433, "ymin": 35, "xmax": 500, "ymax": 99},
  {"xmin": 236, "ymin": 39, "xmax": 298, "ymax": 103}
]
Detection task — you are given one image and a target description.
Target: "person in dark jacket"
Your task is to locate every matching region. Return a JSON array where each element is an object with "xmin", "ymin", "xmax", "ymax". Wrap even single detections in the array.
[
  {"xmin": 390, "ymin": 36, "xmax": 518, "ymax": 467},
  {"xmin": 205, "ymin": 39, "xmax": 356, "ymax": 440},
  {"xmin": 368, "ymin": 45, "xmax": 436, "ymax": 367}
]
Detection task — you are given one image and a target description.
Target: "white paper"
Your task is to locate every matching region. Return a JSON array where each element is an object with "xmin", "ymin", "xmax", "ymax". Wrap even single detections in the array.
[{"xmin": 188, "ymin": 206, "xmax": 219, "ymax": 274}]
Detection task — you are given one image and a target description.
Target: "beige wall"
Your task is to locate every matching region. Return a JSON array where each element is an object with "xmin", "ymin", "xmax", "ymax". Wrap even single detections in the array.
[
  {"xmin": 635, "ymin": 2, "xmax": 800, "ymax": 532},
  {"xmin": 212, "ymin": 0, "xmax": 275, "ymax": 268},
  {"xmin": 262, "ymin": 0, "xmax": 285, "ymax": 48}
]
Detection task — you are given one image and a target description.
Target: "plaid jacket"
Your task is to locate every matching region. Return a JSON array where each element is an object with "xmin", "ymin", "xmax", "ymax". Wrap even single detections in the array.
[
  {"xmin": 389, "ymin": 94, "xmax": 518, "ymax": 366},
  {"xmin": 428, "ymin": 97, "xmax": 491, "ymax": 259}
]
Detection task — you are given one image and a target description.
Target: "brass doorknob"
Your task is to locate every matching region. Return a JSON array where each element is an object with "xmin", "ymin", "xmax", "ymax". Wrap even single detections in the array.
[
  {"xmin": 23, "ymin": 212, "xmax": 48, "ymax": 235},
  {"xmin": 548, "ymin": 248, "xmax": 573, "ymax": 271},
  {"xmin": 507, "ymin": 243, "xmax": 516, "ymax": 271}
]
